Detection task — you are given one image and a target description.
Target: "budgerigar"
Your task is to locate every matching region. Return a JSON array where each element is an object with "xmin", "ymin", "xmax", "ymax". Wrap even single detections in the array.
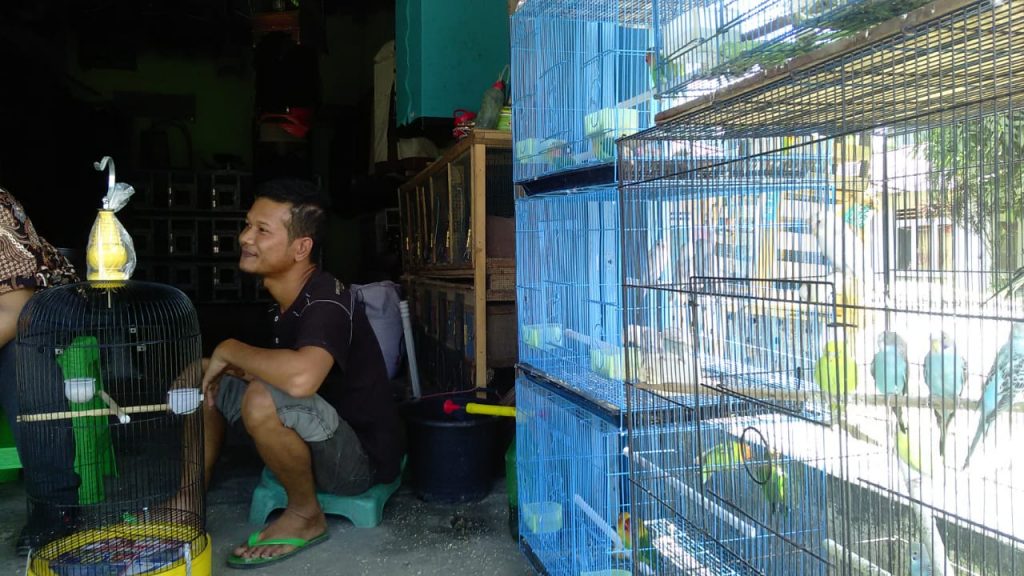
[
  {"xmin": 922, "ymin": 332, "xmax": 967, "ymax": 457},
  {"xmin": 699, "ymin": 440, "xmax": 752, "ymax": 485},
  {"xmin": 616, "ymin": 511, "xmax": 656, "ymax": 570},
  {"xmin": 871, "ymin": 330, "xmax": 909, "ymax": 429},
  {"xmin": 646, "ymin": 236, "xmax": 671, "ymax": 284},
  {"xmin": 963, "ymin": 322, "xmax": 1024, "ymax": 469},
  {"xmin": 810, "ymin": 206, "xmax": 875, "ymax": 284},
  {"xmin": 909, "ymin": 540, "xmax": 934, "ymax": 576},
  {"xmin": 896, "ymin": 415, "xmax": 937, "ymax": 476},
  {"xmin": 814, "ymin": 339, "xmax": 859, "ymax": 423}
]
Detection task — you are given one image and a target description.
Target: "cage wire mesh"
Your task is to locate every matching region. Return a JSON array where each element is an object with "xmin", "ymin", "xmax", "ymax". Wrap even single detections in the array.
[
  {"xmin": 516, "ymin": 186, "xmax": 637, "ymax": 408},
  {"xmin": 517, "ymin": 374, "xmax": 632, "ymax": 575},
  {"xmin": 511, "ymin": 0, "xmax": 681, "ymax": 183},
  {"xmin": 619, "ymin": 0, "xmax": 1024, "ymax": 573},
  {"xmin": 16, "ymin": 281, "xmax": 205, "ymax": 573},
  {"xmin": 648, "ymin": 0, "xmax": 937, "ymax": 101}
]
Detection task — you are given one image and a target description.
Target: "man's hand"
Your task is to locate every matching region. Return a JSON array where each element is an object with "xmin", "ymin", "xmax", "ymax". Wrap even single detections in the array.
[{"xmin": 202, "ymin": 339, "xmax": 237, "ymax": 408}]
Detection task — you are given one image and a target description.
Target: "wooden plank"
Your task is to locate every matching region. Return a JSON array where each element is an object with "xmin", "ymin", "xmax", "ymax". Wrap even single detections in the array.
[{"xmin": 472, "ymin": 139, "xmax": 488, "ymax": 389}]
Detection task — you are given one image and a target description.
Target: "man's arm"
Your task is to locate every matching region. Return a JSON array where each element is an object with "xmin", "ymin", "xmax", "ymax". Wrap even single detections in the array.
[
  {"xmin": 205, "ymin": 338, "xmax": 334, "ymax": 398},
  {"xmin": 0, "ymin": 288, "xmax": 33, "ymax": 348}
]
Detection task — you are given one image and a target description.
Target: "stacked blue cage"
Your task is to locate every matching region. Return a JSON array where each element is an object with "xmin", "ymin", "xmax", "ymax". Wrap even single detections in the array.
[
  {"xmin": 511, "ymin": 0, "xmax": 667, "ymax": 184},
  {"xmin": 516, "ymin": 187, "xmax": 630, "ymax": 408}
]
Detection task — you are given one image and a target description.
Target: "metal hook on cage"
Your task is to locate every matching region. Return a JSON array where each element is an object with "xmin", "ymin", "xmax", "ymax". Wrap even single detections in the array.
[
  {"xmin": 740, "ymin": 425, "xmax": 773, "ymax": 486},
  {"xmin": 93, "ymin": 156, "xmax": 116, "ymax": 198}
]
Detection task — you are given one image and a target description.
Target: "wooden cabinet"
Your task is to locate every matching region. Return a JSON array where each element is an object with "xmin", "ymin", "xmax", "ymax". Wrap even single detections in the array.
[{"xmin": 399, "ymin": 130, "xmax": 516, "ymax": 389}]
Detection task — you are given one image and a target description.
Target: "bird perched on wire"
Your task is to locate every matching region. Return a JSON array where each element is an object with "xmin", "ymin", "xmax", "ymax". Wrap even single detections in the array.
[
  {"xmin": 983, "ymin": 265, "xmax": 1024, "ymax": 305},
  {"xmin": 963, "ymin": 322, "xmax": 1024, "ymax": 469},
  {"xmin": 922, "ymin": 332, "xmax": 967, "ymax": 457},
  {"xmin": 909, "ymin": 540, "xmax": 934, "ymax": 576},
  {"xmin": 699, "ymin": 440, "xmax": 752, "ymax": 485},
  {"xmin": 616, "ymin": 511, "xmax": 656, "ymax": 571},
  {"xmin": 645, "ymin": 49, "xmax": 685, "ymax": 91},
  {"xmin": 814, "ymin": 338, "xmax": 859, "ymax": 423},
  {"xmin": 751, "ymin": 451, "xmax": 788, "ymax": 514},
  {"xmin": 809, "ymin": 205, "xmax": 875, "ymax": 286},
  {"xmin": 644, "ymin": 235, "xmax": 673, "ymax": 285},
  {"xmin": 871, "ymin": 331, "xmax": 909, "ymax": 429}
]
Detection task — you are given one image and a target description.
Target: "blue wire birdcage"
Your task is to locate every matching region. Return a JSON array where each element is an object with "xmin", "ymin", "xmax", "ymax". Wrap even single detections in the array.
[
  {"xmin": 516, "ymin": 187, "xmax": 634, "ymax": 408},
  {"xmin": 619, "ymin": 0, "xmax": 1024, "ymax": 573},
  {"xmin": 516, "ymin": 374, "xmax": 631, "ymax": 575},
  {"xmin": 512, "ymin": 0, "xmax": 681, "ymax": 184}
]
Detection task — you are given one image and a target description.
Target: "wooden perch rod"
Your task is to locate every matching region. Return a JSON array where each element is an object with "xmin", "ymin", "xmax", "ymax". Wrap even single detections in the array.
[
  {"xmin": 635, "ymin": 381, "xmax": 1015, "ymax": 412},
  {"xmin": 19, "ymin": 403, "xmax": 172, "ymax": 423}
]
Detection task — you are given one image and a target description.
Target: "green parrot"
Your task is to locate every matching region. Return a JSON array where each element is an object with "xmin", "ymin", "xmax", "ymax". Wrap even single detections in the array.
[
  {"xmin": 699, "ymin": 440, "xmax": 752, "ymax": 485},
  {"xmin": 814, "ymin": 339, "xmax": 859, "ymax": 423},
  {"xmin": 55, "ymin": 335, "xmax": 118, "ymax": 504},
  {"xmin": 752, "ymin": 453, "xmax": 788, "ymax": 514}
]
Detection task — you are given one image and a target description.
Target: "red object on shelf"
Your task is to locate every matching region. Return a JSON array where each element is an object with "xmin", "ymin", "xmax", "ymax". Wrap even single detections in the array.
[
  {"xmin": 452, "ymin": 109, "xmax": 476, "ymax": 140},
  {"xmin": 253, "ymin": 10, "xmax": 300, "ymax": 44},
  {"xmin": 258, "ymin": 106, "xmax": 313, "ymax": 140}
]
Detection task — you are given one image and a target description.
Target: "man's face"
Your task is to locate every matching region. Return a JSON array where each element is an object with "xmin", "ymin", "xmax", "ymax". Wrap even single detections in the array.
[{"xmin": 239, "ymin": 198, "xmax": 303, "ymax": 276}]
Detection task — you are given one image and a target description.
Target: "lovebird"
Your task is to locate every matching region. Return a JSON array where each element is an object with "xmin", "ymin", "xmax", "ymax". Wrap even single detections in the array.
[
  {"xmin": 963, "ymin": 322, "xmax": 1024, "ymax": 469},
  {"xmin": 699, "ymin": 440, "xmax": 752, "ymax": 485},
  {"xmin": 644, "ymin": 49, "xmax": 685, "ymax": 90},
  {"xmin": 616, "ymin": 511, "xmax": 656, "ymax": 570},
  {"xmin": 871, "ymin": 331, "xmax": 909, "ymax": 428},
  {"xmin": 814, "ymin": 339, "xmax": 859, "ymax": 422},
  {"xmin": 909, "ymin": 540, "xmax": 934, "ymax": 576},
  {"xmin": 922, "ymin": 332, "xmax": 967, "ymax": 457}
]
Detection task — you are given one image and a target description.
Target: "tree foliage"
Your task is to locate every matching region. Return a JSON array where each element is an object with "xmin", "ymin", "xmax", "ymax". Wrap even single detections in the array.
[{"xmin": 914, "ymin": 109, "xmax": 1024, "ymax": 266}]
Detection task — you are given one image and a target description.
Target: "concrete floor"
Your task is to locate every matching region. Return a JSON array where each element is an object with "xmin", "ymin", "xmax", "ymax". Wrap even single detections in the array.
[{"xmin": 0, "ymin": 456, "xmax": 535, "ymax": 575}]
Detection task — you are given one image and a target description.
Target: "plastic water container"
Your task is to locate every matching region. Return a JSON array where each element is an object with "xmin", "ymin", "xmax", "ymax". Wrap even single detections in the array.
[{"xmin": 405, "ymin": 395, "xmax": 499, "ymax": 503}]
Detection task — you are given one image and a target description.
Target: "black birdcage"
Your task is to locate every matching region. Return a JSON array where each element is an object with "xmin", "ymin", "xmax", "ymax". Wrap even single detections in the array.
[{"xmin": 16, "ymin": 281, "xmax": 209, "ymax": 575}]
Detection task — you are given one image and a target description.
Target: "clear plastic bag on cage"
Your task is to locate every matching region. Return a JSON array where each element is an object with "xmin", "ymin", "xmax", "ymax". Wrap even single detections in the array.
[{"xmin": 86, "ymin": 157, "xmax": 137, "ymax": 282}]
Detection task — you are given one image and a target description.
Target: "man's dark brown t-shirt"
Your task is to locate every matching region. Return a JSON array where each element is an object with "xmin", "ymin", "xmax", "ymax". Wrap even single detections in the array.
[{"xmin": 271, "ymin": 269, "xmax": 405, "ymax": 483}]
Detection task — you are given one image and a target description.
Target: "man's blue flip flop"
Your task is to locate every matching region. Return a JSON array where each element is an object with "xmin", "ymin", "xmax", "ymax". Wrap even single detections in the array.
[{"xmin": 226, "ymin": 529, "xmax": 330, "ymax": 569}]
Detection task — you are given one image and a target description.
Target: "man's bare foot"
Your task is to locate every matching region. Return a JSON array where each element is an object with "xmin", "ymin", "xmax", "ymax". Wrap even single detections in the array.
[{"xmin": 233, "ymin": 508, "xmax": 327, "ymax": 561}]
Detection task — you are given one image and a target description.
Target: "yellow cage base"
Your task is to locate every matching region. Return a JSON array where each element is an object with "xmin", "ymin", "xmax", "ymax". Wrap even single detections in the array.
[{"xmin": 29, "ymin": 523, "xmax": 212, "ymax": 576}]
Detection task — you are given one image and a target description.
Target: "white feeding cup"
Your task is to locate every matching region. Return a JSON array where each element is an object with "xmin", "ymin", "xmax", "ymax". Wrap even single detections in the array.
[
  {"xmin": 64, "ymin": 377, "xmax": 97, "ymax": 404},
  {"xmin": 168, "ymin": 388, "xmax": 202, "ymax": 415}
]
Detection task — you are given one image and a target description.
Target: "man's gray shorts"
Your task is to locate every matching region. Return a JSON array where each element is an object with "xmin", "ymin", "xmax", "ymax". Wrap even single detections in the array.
[{"xmin": 216, "ymin": 375, "xmax": 375, "ymax": 495}]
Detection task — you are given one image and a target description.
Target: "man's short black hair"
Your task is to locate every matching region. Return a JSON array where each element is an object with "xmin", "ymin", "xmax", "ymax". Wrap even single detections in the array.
[{"xmin": 255, "ymin": 179, "xmax": 326, "ymax": 262}]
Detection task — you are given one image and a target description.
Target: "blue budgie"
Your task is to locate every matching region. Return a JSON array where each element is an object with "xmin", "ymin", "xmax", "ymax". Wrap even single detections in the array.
[
  {"xmin": 909, "ymin": 540, "xmax": 934, "ymax": 576},
  {"xmin": 963, "ymin": 323, "xmax": 1024, "ymax": 469},
  {"xmin": 923, "ymin": 332, "xmax": 967, "ymax": 457},
  {"xmin": 871, "ymin": 330, "xmax": 908, "ymax": 429}
]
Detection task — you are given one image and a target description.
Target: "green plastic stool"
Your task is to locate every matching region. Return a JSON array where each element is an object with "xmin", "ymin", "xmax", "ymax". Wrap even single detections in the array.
[
  {"xmin": 0, "ymin": 407, "xmax": 22, "ymax": 484},
  {"xmin": 248, "ymin": 456, "xmax": 406, "ymax": 528}
]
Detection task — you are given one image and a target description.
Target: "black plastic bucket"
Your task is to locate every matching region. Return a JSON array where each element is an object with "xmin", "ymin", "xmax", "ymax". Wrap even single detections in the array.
[{"xmin": 404, "ymin": 394, "xmax": 499, "ymax": 503}]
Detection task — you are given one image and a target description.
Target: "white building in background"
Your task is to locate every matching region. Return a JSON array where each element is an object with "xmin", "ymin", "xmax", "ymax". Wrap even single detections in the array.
[{"xmin": 871, "ymin": 134, "xmax": 1000, "ymax": 286}]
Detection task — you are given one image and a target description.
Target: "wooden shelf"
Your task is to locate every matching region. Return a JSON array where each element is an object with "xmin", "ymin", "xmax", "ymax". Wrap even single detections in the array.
[{"xmin": 398, "ymin": 130, "xmax": 516, "ymax": 389}]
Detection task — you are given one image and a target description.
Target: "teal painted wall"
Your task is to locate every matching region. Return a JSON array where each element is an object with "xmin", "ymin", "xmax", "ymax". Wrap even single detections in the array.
[{"xmin": 396, "ymin": 0, "xmax": 510, "ymax": 125}]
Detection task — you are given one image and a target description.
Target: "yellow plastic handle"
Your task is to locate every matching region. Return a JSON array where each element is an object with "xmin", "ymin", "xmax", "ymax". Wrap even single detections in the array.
[{"xmin": 464, "ymin": 403, "xmax": 516, "ymax": 418}]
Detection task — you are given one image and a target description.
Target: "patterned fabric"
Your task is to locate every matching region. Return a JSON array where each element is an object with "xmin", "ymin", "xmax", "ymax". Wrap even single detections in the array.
[{"xmin": 0, "ymin": 188, "xmax": 78, "ymax": 295}]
